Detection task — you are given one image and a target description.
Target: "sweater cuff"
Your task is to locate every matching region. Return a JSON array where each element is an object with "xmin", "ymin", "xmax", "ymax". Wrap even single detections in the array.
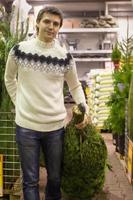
[{"xmin": 70, "ymin": 84, "xmax": 89, "ymax": 113}]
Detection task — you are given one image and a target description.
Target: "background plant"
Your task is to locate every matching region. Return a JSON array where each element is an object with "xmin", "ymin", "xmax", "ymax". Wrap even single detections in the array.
[
  {"xmin": 0, "ymin": 3, "xmax": 29, "ymax": 190},
  {"xmin": 105, "ymin": 34, "xmax": 133, "ymax": 137},
  {"xmin": 0, "ymin": 3, "xmax": 29, "ymax": 111}
]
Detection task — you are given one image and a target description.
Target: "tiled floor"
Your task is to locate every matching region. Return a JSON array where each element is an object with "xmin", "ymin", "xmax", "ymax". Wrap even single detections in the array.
[{"xmin": 94, "ymin": 133, "xmax": 133, "ymax": 200}]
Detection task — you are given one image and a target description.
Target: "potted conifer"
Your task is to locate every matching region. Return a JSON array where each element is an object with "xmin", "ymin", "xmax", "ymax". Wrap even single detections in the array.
[{"xmin": 61, "ymin": 104, "xmax": 108, "ymax": 199}]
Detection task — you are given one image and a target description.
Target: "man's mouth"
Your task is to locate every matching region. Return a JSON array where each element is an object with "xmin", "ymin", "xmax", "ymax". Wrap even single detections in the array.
[{"xmin": 46, "ymin": 31, "xmax": 54, "ymax": 35}]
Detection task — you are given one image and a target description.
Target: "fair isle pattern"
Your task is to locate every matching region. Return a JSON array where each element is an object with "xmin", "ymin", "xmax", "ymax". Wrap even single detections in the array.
[{"xmin": 11, "ymin": 45, "xmax": 73, "ymax": 74}]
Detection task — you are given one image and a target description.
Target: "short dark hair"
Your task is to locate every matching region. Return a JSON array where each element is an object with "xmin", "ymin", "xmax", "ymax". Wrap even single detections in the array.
[{"xmin": 36, "ymin": 6, "xmax": 63, "ymax": 33}]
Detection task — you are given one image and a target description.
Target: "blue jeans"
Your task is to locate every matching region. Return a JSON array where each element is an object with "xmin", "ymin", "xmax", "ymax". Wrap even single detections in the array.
[{"xmin": 16, "ymin": 125, "xmax": 65, "ymax": 200}]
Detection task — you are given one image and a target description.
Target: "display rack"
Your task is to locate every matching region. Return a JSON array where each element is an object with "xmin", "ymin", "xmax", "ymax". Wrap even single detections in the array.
[{"xmin": 59, "ymin": 27, "xmax": 118, "ymax": 65}]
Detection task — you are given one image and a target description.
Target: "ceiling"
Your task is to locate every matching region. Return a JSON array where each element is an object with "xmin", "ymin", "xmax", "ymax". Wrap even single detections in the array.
[
  {"xmin": 4, "ymin": 0, "xmax": 132, "ymax": 5},
  {"xmin": 0, "ymin": 0, "xmax": 132, "ymax": 15}
]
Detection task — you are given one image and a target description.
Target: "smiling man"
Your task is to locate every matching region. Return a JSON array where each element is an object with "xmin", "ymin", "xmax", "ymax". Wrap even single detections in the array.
[{"xmin": 4, "ymin": 6, "xmax": 89, "ymax": 200}]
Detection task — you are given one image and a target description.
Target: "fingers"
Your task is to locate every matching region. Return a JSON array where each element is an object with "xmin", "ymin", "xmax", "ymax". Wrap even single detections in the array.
[
  {"xmin": 75, "ymin": 114, "xmax": 92, "ymax": 129},
  {"xmin": 86, "ymin": 115, "xmax": 92, "ymax": 124}
]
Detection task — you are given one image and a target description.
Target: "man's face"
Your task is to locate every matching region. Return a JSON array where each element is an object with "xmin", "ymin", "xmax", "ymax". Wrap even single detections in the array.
[{"xmin": 36, "ymin": 12, "xmax": 61, "ymax": 43}]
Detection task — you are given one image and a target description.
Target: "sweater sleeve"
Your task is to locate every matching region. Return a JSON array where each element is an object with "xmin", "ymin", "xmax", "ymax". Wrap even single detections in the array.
[
  {"xmin": 64, "ymin": 57, "xmax": 88, "ymax": 112},
  {"xmin": 4, "ymin": 49, "xmax": 18, "ymax": 106}
]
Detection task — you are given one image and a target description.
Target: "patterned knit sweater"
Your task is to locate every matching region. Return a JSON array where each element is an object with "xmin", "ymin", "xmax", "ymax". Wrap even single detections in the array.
[{"xmin": 4, "ymin": 37, "xmax": 87, "ymax": 131}]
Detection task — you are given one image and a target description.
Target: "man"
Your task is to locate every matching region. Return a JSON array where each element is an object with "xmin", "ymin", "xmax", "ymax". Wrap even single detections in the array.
[{"xmin": 4, "ymin": 6, "xmax": 89, "ymax": 200}]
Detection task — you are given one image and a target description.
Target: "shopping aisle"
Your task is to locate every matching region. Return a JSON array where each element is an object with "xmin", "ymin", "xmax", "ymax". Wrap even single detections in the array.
[{"xmin": 95, "ymin": 133, "xmax": 133, "ymax": 200}]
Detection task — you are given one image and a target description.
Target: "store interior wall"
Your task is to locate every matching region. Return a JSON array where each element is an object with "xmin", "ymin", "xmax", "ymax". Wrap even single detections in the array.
[{"xmin": 117, "ymin": 16, "xmax": 133, "ymax": 41}]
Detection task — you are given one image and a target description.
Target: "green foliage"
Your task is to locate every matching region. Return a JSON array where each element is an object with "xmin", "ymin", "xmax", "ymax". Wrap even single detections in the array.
[
  {"xmin": 61, "ymin": 105, "xmax": 107, "ymax": 199},
  {"xmin": 119, "ymin": 35, "xmax": 133, "ymax": 64},
  {"xmin": 105, "ymin": 36, "xmax": 133, "ymax": 135},
  {"xmin": 106, "ymin": 93, "xmax": 125, "ymax": 134},
  {"xmin": 0, "ymin": 28, "xmax": 17, "ymax": 111}
]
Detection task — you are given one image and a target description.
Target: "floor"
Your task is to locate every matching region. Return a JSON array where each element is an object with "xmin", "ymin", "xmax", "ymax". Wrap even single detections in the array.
[{"xmin": 93, "ymin": 133, "xmax": 133, "ymax": 200}]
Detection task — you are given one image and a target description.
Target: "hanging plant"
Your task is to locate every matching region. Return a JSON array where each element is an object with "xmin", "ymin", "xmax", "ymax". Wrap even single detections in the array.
[{"xmin": 111, "ymin": 43, "xmax": 121, "ymax": 70}]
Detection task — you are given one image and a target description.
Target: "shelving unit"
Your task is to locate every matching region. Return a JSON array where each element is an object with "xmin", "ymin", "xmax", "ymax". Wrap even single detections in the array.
[{"xmin": 59, "ymin": 27, "xmax": 118, "ymax": 68}]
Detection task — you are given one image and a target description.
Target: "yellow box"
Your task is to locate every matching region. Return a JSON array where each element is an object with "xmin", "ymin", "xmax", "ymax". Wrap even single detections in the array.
[
  {"xmin": 0, "ymin": 154, "xmax": 3, "ymax": 197},
  {"xmin": 127, "ymin": 140, "xmax": 133, "ymax": 184}
]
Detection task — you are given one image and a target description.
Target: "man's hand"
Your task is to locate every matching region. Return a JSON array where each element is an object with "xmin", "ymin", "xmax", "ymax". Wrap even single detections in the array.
[{"xmin": 75, "ymin": 114, "xmax": 92, "ymax": 129}]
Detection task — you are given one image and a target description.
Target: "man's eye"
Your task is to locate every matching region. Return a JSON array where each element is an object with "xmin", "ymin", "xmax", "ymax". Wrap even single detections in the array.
[
  {"xmin": 43, "ymin": 19, "xmax": 50, "ymax": 24},
  {"xmin": 53, "ymin": 22, "xmax": 60, "ymax": 27},
  {"xmin": 42, "ymin": 19, "xmax": 60, "ymax": 27}
]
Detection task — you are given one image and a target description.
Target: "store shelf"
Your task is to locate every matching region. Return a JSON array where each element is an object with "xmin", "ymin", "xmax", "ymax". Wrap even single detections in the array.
[
  {"xmin": 59, "ymin": 28, "xmax": 119, "ymax": 33},
  {"xmin": 70, "ymin": 49, "xmax": 112, "ymax": 54},
  {"xmin": 71, "ymin": 50, "xmax": 112, "ymax": 62},
  {"xmin": 74, "ymin": 58, "xmax": 111, "ymax": 62}
]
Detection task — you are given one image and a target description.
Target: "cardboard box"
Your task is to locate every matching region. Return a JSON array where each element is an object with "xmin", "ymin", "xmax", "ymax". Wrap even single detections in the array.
[
  {"xmin": 127, "ymin": 140, "xmax": 133, "ymax": 184},
  {"xmin": 0, "ymin": 154, "xmax": 3, "ymax": 197}
]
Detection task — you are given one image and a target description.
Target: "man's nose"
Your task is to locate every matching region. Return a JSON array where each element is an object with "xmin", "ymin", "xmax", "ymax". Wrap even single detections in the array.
[{"xmin": 49, "ymin": 22, "xmax": 54, "ymax": 29}]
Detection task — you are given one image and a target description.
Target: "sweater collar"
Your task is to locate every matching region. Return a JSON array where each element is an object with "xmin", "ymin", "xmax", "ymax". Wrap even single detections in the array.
[{"xmin": 35, "ymin": 37, "xmax": 55, "ymax": 48}]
